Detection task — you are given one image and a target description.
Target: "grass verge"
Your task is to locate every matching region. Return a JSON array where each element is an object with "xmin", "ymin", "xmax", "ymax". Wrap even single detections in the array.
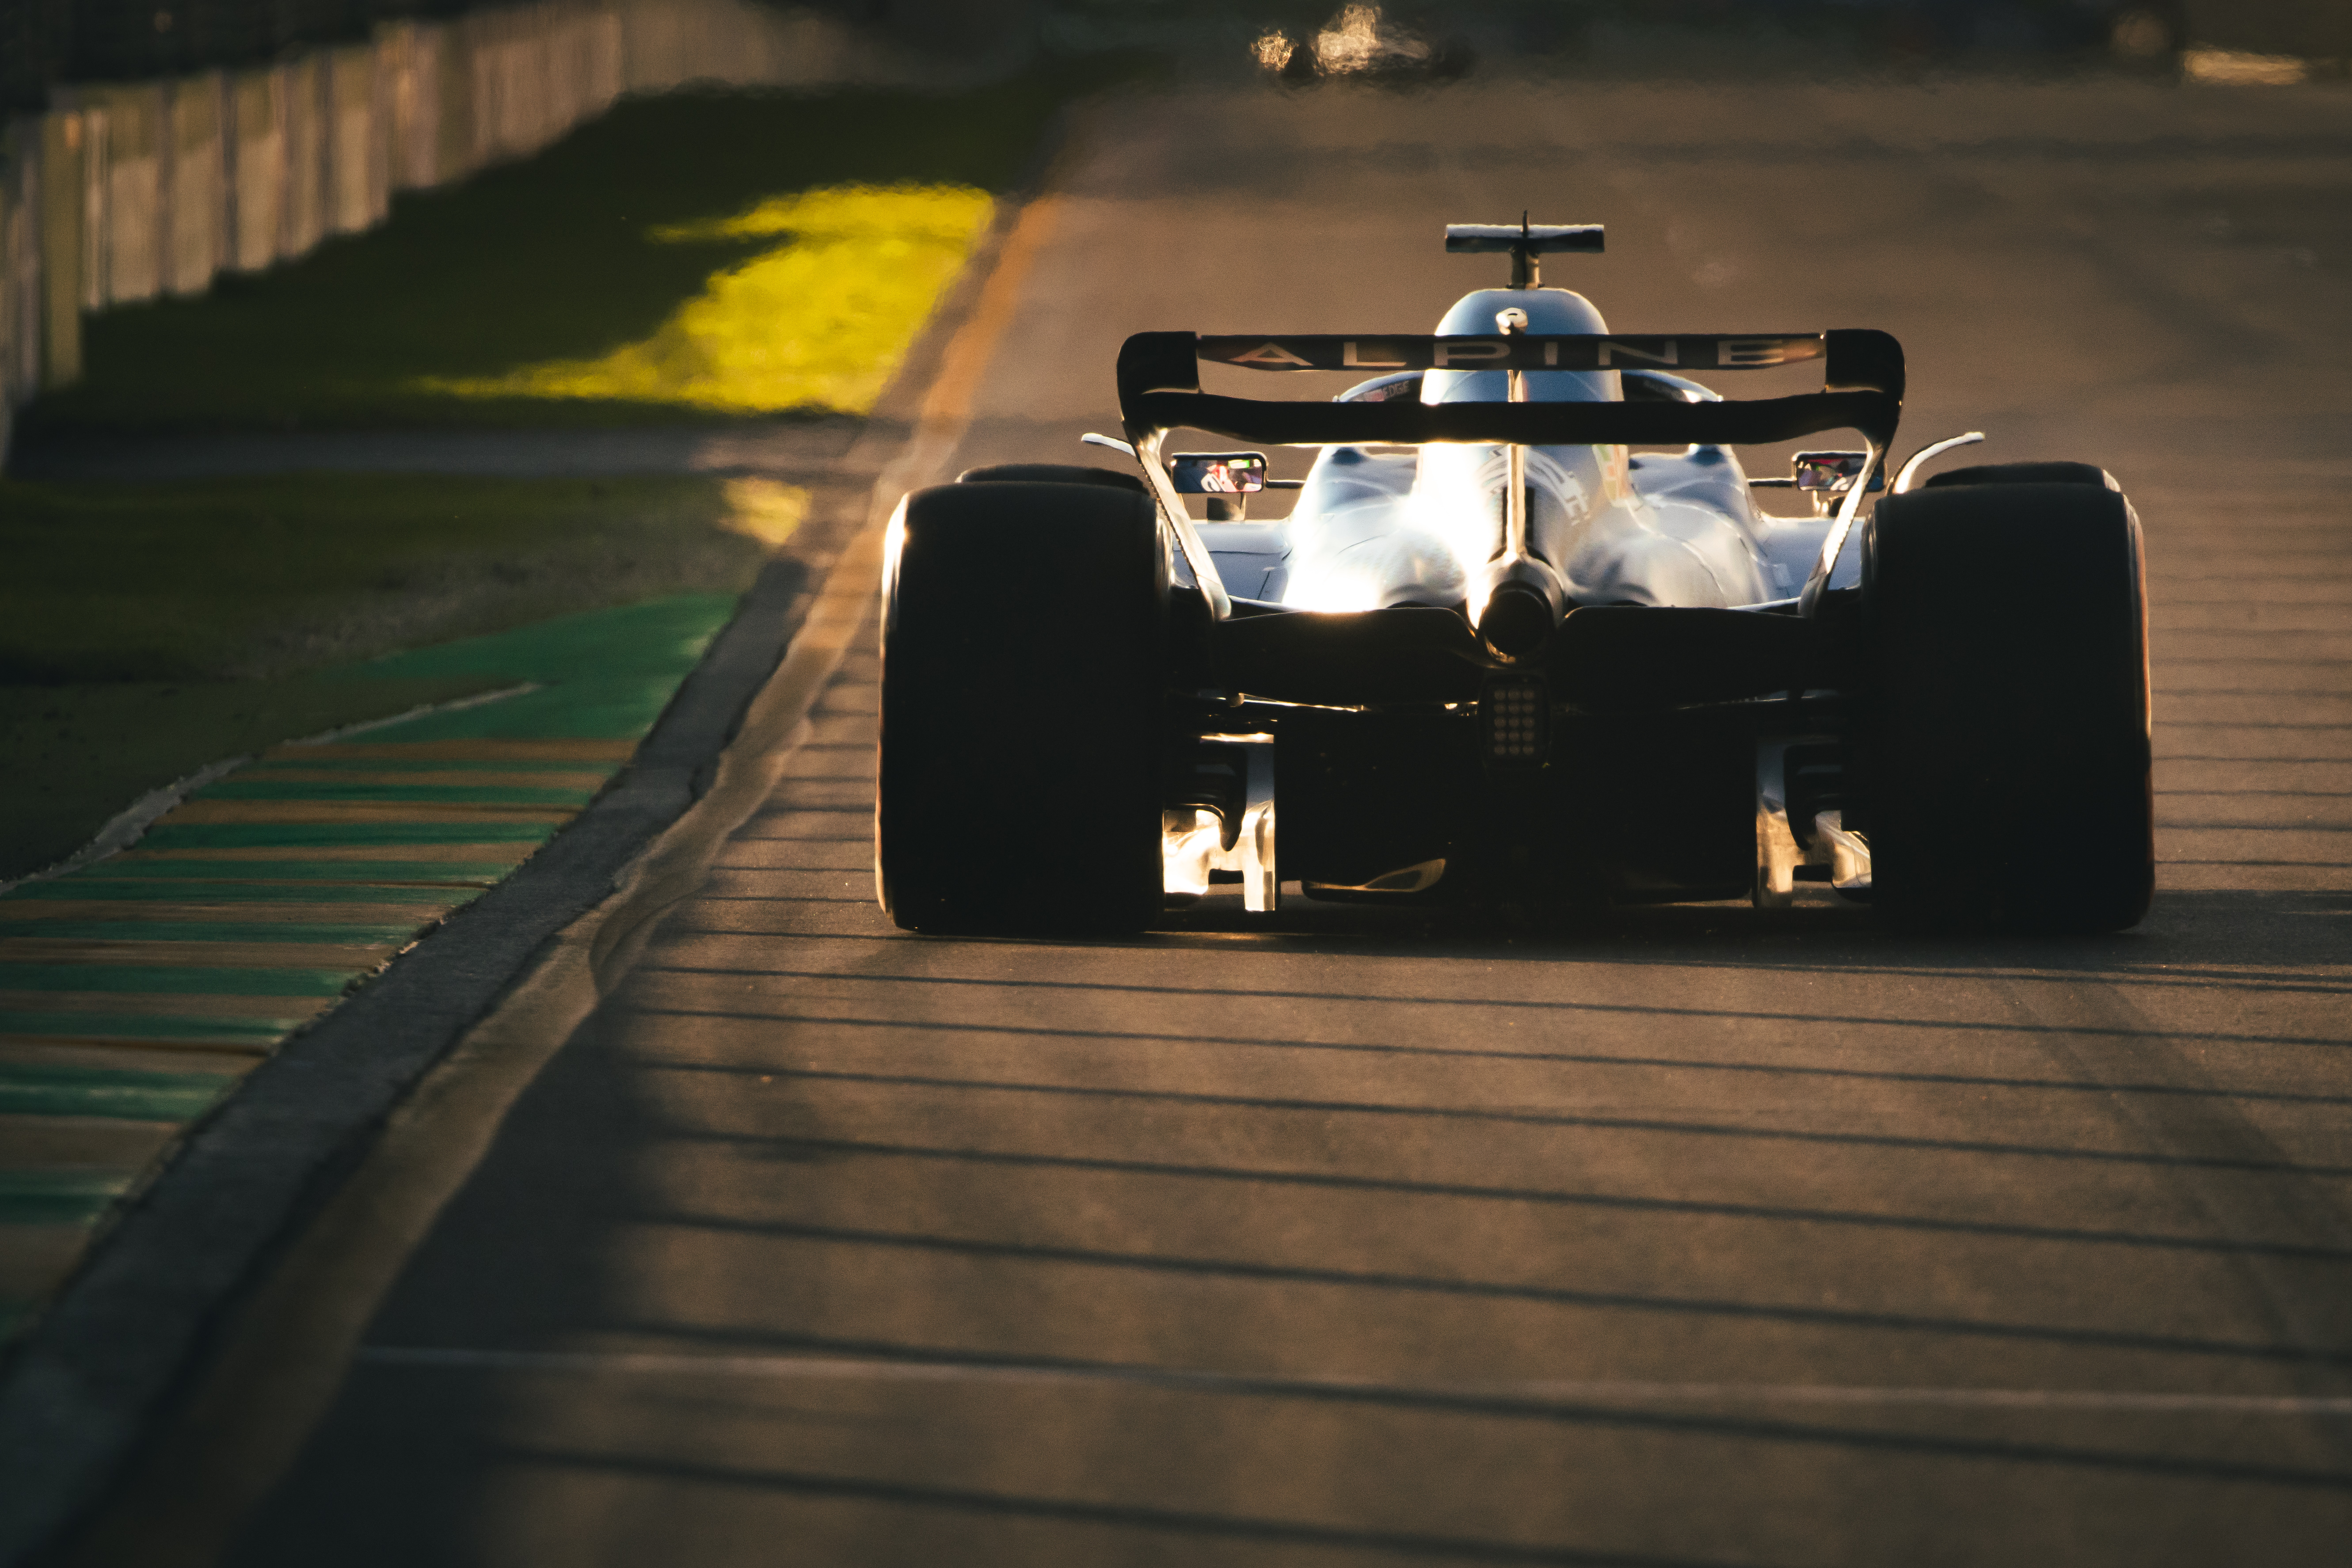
[
  {"xmin": 0, "ymin": 63, "xmax": 1109, "ymax": 870},
  {"xmin": 19, "ymin": 74, "xmax": 1080, "ymax": 434},
  {"xmin": 0, "ymin": 473, "xmax": 799, "ymax": 879}
]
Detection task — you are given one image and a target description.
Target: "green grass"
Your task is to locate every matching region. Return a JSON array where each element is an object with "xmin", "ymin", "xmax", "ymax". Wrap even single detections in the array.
[
  {"xmin": 21, "ymin": 77, "xmax": 1077, "ymax": 434},
  {"xmin": 0, "ymin": 473, "xmax": 789, "ymax": 879},
  {"xmin": 0, "ymin": 474, "xmax": 788, "ymax": 681},
  {"xmin": 420, "ymin": 183, "xmax": 997, "ymax": 415},
  {"xmin": 0, "ymin": 66, "xmax": 1102, "ymax": 875}
]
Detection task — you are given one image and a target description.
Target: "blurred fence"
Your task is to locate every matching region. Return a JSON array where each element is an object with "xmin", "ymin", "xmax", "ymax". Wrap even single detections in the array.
[{"xmin": 0, "ymin": 0, "xmax": 1013, "ymax": 452}]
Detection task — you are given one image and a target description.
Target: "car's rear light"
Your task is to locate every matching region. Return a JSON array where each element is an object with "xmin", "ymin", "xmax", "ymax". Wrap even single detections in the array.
[{"xmin": 1481, "ymin": 677, "xmax": 1549, "ymax": 762}]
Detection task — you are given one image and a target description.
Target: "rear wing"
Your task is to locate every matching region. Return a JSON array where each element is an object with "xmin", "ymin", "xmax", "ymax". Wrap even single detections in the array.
[
  {"xmin": 1116, "ymin": 329, "xmax": 1906, "ymax": 619},
  {"xmin": 1115, "ymin": 330, "xmax": 1904, "ymax": 451}
]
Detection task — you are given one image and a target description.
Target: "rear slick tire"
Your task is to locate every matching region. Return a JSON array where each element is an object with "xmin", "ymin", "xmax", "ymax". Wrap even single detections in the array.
[
  {"xmin": 875, "ymin": 480, "xmax": 1168, "ymax": 934},
  {"xmin": 1862, "ymin": 478, "xmax": 2154, "ymax": 933}
]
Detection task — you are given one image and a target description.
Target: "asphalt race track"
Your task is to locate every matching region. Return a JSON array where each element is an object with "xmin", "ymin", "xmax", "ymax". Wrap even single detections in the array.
[{"xmin": 202, "ymin": 72, "xmax": 2351, "ymax": 1566}]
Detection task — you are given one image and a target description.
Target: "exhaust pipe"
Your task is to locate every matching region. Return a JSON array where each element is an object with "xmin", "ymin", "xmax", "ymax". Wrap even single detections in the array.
[{"xmin": 1469, "ymin": 556, "xmax": 1567, "ymax": 659}]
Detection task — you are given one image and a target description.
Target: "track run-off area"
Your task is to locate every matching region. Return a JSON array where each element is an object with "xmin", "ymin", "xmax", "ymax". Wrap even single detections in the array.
[{"xmin": 84, "ymin": 71, "xmax": 2352, "ymax": 1567}]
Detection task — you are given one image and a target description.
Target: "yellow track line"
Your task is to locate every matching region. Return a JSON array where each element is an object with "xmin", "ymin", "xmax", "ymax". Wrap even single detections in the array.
[{"xmin": 918, "ymin": 194, "xmax": 1061, "ymax": 431}]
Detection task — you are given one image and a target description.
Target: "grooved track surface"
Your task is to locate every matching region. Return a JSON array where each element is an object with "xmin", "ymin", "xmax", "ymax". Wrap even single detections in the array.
[{"xmin": 209, "ymin": 76, "xmax": 2352, "ymax": 1568}]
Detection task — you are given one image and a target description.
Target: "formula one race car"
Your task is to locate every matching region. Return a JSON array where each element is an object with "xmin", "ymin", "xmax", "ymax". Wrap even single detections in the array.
[{"xmin": 876, "ymin": 222, "xmax": 2153, "ymax": 934}]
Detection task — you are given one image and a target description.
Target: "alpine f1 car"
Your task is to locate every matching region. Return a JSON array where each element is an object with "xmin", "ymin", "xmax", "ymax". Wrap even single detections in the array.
[{"xmin": 876, "ymin": 221, "xmax": 2153, "ymax": 934}]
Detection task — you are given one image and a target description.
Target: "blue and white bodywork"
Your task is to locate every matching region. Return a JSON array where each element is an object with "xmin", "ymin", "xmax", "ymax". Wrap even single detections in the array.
[{"xmin": 1202, "ymin": 284, "xmax": 1851, "ymax": 647}]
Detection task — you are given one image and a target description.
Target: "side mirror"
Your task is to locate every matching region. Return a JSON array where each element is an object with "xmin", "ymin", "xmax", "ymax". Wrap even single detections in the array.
[
  {"xmin": 1791, "ymin": 449, "xmax": 1882, "ymax": 517},
  {"xmin": 1169, "ymin": 451, "xmax": 1269, "ymax": 494}
]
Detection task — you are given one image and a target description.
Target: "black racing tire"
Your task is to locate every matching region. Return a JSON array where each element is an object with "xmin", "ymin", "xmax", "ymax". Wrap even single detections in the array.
[
  {"xmin": 876, "ymin": 481, "xmax": 1168, "ymax": 933},
  {"xmin": 956, "ymin": 462, "xmax": 1146, "ymax": 492},
  {"xmin": 1862, "ymin": 479, "xmax": 2153, "ymax": 933},
  {"xmin": 1924, "ymin": 460, "xmax": 2112, "ymax": 491}
]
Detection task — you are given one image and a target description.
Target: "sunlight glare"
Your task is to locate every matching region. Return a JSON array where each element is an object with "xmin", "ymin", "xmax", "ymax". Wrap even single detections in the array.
[{"xmin": 415, "ymin": 185, "xmax": 994, "ymax": 415}]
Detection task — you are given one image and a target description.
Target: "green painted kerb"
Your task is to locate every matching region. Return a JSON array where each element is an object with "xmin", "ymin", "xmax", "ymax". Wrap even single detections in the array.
[
  {"xmin": 69, "ymin": 863, "xmax": 520, "ymax": 886},
  {"xmin": 0, "ymin": 1011, "xmax": 309, "ymax": 1046},
  {"xmin": 241, "ymin": 758, "xmax": 619, "ymax": 774},
  {"xmin": 3, "ymin": 880, "xmax": 471, "ymax": 904},
  {"xmin": 138, "ymin": 822, "xmax": 563, "ymax": 850},
  {"xmin": 0, "ymin": 1170, "xmax": 140, "ymax": 1226},
  {"xmin": 0, "ymin": 1064, "xmax": 239, "ymax": 1120},
  {"xmin": 0, "ymin": 590, "xmax": 748, "ymax": 1349},
  {"xmin": 0, "ymin": 966, "xmax": 361, "ymax": 997},
  {"xmin": 199, "ymin": 782, "xmax": 600, "ymax": 807},
  {"xmin": 2, "ymin": 921, "xmax": 428, "ymax": 944}
]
